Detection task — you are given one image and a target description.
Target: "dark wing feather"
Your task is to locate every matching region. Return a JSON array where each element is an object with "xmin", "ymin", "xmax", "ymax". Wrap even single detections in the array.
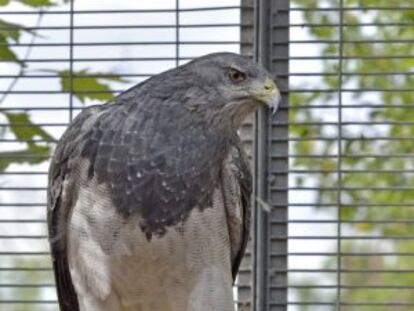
[
  {"xmin": 77, "ymin": 85, "xmax": 230, "ymax": 238},
  {"xmin": 229, "ymin": 138, "xmax": 252, "ymax": 282},
  {"xmin": 47, "ymin": 106, "xmax": 104, "ymax": 311}
]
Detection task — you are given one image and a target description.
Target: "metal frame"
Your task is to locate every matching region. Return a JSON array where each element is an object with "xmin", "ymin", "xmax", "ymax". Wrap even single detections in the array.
[
  {"xmin": 240, "ymin": 0, "xmax": 289, "ymax": 310},
  {"xmin": 0, "ymin": 0, "xmax": 290, "ymax": 309},
  {"xmin": 2, "ymin": 0, "xmax": 413, "ymax": 310}
]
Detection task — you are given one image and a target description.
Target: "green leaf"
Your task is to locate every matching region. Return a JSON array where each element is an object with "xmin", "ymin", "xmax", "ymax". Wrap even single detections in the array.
[
  {"xmin": 0, "ymin": 38, "xmax": 19, "ymax": 62},
  {"xmin": 0, "ymin": 19, "xmax": 24, "ymax": 42},
  {"xmin": 15, "ymin": 0, "xmax": 56, "ymax": 7},
  {"xmin": 0, "ymin": 112, "xmax": 53, "ymax": 171},
  {"xmin": 58, "ymin": 69, "xmax": 129, "ymax": 104},
  {"xmin": 0, "ymin": 19, "xmax": 34, "ymax": 63},
  {"xmin": 0, "ymin": 0, "xmax": 10, "ymax": 6},
  {"xmin": 0, "ymin": 144, "xmax": 50, "ymax": 171},
  {"xmin": 5, "ymin": 112, "xmax": 54, "ymax": 141}
]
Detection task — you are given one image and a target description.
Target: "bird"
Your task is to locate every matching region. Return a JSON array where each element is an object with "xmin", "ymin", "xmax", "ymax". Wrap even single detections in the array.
[{"xmin": 47, "ymin": 52, "xmax": 280, "ymax": 311}]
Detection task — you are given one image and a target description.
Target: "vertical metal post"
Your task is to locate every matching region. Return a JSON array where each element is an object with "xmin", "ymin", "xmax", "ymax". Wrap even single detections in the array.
[
  {"xmin": 252, "ymin": 0, "xmax": 271, "ymax": 309},
  {"xmin": 268, "ymin": 1, "xmax": 289, "ymax": 310},
  {"xmin": 239, "ymin": 1, "xmax": 255, "ymax": 310},
  {"xmin": 252, "ymin": 0, "xmax": 289, "ymax": 310},
  {"xmin": 336, "ymin": 0, "xmax": 344, "ymax": 310},
  {"xmin": 240, "ymin": 0, "xmax": 289, "ymax": 310},
  {"xmin": 175, "ymin": 0, "xmax": 180, "ymax": 67},
  {"xmin": 69, "ymin": 0, "xmax": 74, "ymax": 122}
]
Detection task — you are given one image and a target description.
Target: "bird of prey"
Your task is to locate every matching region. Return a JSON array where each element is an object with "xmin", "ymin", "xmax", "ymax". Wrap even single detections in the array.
[{"xmin": 47, "ymin": 52, "xmax": 280, "ymax": 311}]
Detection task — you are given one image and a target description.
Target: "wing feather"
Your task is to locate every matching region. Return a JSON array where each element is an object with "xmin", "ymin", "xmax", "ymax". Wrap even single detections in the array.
[
  {"xmin": 47, "ymin": 106, "xmax": 104, "ymax": 311},
  {"xmin": 222, "ymin": 137, "xmax": 252, "ymax": 282}
]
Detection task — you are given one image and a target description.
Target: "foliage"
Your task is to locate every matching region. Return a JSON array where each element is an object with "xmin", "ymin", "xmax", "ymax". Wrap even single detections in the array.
[
  {"xmin": 58, "ymin": 69, "xmax": 128, "ymax": 103},
  {"xmin": 291, "ymin": 0, "xmax": 414, "ymax": 309},
  {"xmin": 0, "ymin": 112, "xmax": 53, "ymax": 170},
  {"xmin": 0, "ymin": 0, "xmax": 126, "ymax": 172},
  {"xmin": 0, "ymin": 19, "xmax": 32, "ymax": 63}
]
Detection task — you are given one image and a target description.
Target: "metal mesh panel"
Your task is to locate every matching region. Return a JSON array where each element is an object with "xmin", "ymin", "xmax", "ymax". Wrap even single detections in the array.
[
  {"xmin": 0, "ymin": 1, "xmax": 253, "ymax": 310},
  {"xmin": 286, "ymin": 1, "xmax": 414, "ymax": 310},
  {"xmin": 1, "ymin": 0, "xmax": 413, "ymax": 310}
]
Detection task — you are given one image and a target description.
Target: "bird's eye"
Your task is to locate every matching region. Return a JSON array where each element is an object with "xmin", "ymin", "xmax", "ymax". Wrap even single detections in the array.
[{"xmin": 228, "ymin": 68, "xmax": 246, "ymax": 83}]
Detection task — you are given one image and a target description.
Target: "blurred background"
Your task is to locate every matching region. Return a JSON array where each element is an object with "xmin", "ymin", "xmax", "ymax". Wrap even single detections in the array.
[{"xmin": 0, "ymin": 0, "xmax": 413, "ymax": 310}]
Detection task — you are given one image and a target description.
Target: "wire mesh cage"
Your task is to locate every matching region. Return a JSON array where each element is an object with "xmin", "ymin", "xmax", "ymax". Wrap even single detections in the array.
[{"xmin": 0, "ymin": 0, "xmax": 413, "ymax": 310}]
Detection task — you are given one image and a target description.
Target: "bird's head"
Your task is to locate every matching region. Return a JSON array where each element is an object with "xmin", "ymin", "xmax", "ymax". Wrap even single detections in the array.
[{"xmin": 185, "ymin": 52, "xmax": 281, "ymax": 124}]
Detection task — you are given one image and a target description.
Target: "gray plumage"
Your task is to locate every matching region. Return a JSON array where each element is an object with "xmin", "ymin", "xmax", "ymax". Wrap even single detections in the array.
[{"xmin": 47, "ymin": 52, "xmax": 280, "ymax": 311}]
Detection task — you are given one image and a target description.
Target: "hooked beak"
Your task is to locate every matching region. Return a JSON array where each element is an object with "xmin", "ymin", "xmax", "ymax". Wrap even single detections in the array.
[{"xmin": 253, "ymin": 78, "xmax": 281, "ymax": 115}]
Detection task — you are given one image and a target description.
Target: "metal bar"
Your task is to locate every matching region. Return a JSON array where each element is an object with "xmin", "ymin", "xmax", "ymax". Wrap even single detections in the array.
[
  {"xmin": 0, "ymin": 300, "xmax": 57, "ymax": 304},
  {"xmin": 1, "ymin": 5, "xmax": 413, "ymax": 15},
  {"xmin": 274, "ymin": 55, "xmax": 414, "ymax": 60},
  {"xmin": 287, "ymin": 88, "xmax": 414, "ymax": 92},
  {"xmin": 0, "ymin": 22, "xmax": 411, "ymax": 31},
  {"xmin": 276, "ymin": 219, "xmax": 414, "ymax": 223},
  {"xmin": 10, "ymin": 203, "xmax": 414, "ymax": 209},
  {"xmin": 275, "ymin": 252, "xmax": 414, "ymax": 256},
  {"xmin": 275, "ymin": 269, "xmax": 414, "ymax": 273},
  {"xmin": 0, "ymin": 23, "xmax": 250, "ymax": 30},
  {"xmin": 2, "ymin": 56, "xmax": 414, "ymax": 64},
  {"xmin": 9, "ymin": 152, "xmax": 414, "ymax": 159},
  {"xmin": 281, "ymin": 71, "xmax": 414, "ymax": 76},
  {"xmin": 7, "ymin": 202, "xmax": 414, "ymax": 208},
  {"xmin": 4, "ymin": 104, "xmax": 414, "ymax": 111},
  {"xmin": 6, "ymin": 120, "xmax": 414, "ymax": 127},
  {"xmin": 0, "ymin": 123, "xmax": 68, "ymax": 126},
  {"xmin": 69, "ymin": 0, "xmax": 74, "ymax": 122},
  {"xmin": 0, "ymin": 284, "xmax": 54, "ymax": 287},
  {"xmin": 0, "ymin": 107, "xmax": 85, "ymax": 111},
  {"xmin": 0, "ymin": 236, "xmax": 47, "ymax": 239},
  {"xmin": 0, "ymin": 267, "xmax": 52, "ymax": 271},
  {"xmin": 0, "ymin": 220, "xmax": 46, "ymax": 223},
  {"xmin": 3, "ymin": 87, "xmax": 414, "ymax": 93},
  {"xmin": 4, "ymin": 38, "xmax": 414, "ymax": 48},
  {"xmin": 0, "ymin": 71, "xmax": 412, "ymax": 78},
  {"xmin": 0, "ymin": 252, "xmax": 50, "ymax": 255},
  {"xmin": 271, "ymin": 186, "xmax": 414, "ymax": 191},
  {"xmin": 251, "ymin": 1, "xmax": 289, "ymax": 310},
  {"xmin": 238, "ymin": 2, "xmax": 254, "ymax": 308},
  {"xmin": 251, "ymin": 0, "xmax": 264, "ymax": 308},
  {"xmin": 232, "ymin": 250, "xmax": 414, "ymax": 257},
  {"xmin": 280, "ymin": 22, "xmax": 414, "ymax": 27},
  {"xmin": 0, "ymin": 21, "xmax": 404, "ymax": 31},
  {"xmin": 0, "ymin": 6, "xmax": 246, "ymax": 14},
  {"xmin": 9, "ymin": 235, "xmax": 414, "ymax": 240},
  {"xmin": 4, "ymin": 53, "xmax": 413, "ymax": 62},
  {"xmin": 8, "ymin": 186, "xmax": 414, "ymax": 191},
  {"xmin": 4, "ymin": 41, "xmax": 243, "ymax": 47},
  {"xmin": 288, "ymin": 6, "xmax": 414, "ymax": 11},
  {"xmin": 268, "ymin": 1, "xmax": 289, "ymax": 310},
  {"xmin": 270, "ymin": 154, "xmax": 414, "ymax": 159},
  {"xmin": 175, "ymin": 0, "xmax": 180, "ymax": 68},
  {"xmin": 0, "ymin": 172, "xmax": 48, "ymax": 175},
  {"xmin": 0, "ymin": 56, "xmax": 238, "ymax": 62},
  {"xmin": 0, "ymin": 74, "xmax": 153, "ymax": 78},
  {"xmin": 285, "ymin": 104, "xmax": 414, "ymax": 108},
  {"xmin": 283, "ymin": 302, "xmax": 414, "ymax": 306},
  {"xmin": 3, "ymin": 88, "xmax": 414, "ymax": 94},
  {"xmin": 278, "ymin": 39, "xmax": 414, "ymax": 44},
  {"xmin": 273, "ymin": 285, "xmax": 414, "ymax": 289},
  {"xmin": 336, "ymin": 2, "xmax": 344, "ymax": 309},
  {"xmin": 285, "ymin": 169, "xmax": 414, "ymax": 173}
]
